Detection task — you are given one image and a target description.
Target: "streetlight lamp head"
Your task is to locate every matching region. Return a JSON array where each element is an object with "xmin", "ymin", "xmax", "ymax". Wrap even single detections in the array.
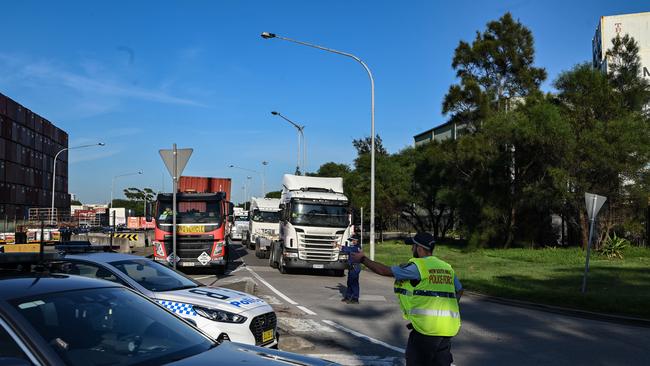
[
  {"xmin": 229, "ymin": 165, "xmax": 234, "ymax": 168},
  {"xmin": 271, "ymin": 111, "xmax": 279, "ymax": 116},
  {"xmin": 98, "ymin": 142, "xmax": 106, "ymax": 146},
  {"xmin": 261, "ymin": 32, "xmax": 276, "ymax": 39},
  {"xmin": 138, "ymin": 171, "xmax": 143, "ymax": 174}
]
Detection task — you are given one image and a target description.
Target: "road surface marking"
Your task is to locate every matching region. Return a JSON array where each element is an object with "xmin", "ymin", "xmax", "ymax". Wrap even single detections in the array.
[
  {"xmin": 297, "ymin": 305, "xmax": 317, "ymax": 315},
  {"xmin": 194, "ymin": 275, "xmax": 214, "ymax": 280},
  {"xmin": 278, "ymin": 318, "xmax": 335, "ymax": 333},
  {"xmin": 245, "ymin": 267, "xmax": 298, "ymax": 305},
  {"xmin": 322, "ymin": 320, "xmax": 406, "ymax": 354},
  {"xmin": 259, "ymin": 295, "xmax": 283, "ymax": 305},
  {"xmin": 328, "ymin": 294, "xmax": 387, "ymax": 302},
  {"xmin": 230, "ymin": 266, "xmax": 247, "ymax": 273},
  {"xmin": 308, "ymin": 354, "xmax": 401, "ymax": 366}
]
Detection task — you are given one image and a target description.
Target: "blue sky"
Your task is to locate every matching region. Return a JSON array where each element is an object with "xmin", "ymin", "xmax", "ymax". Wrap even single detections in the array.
[{"xmin": 1, "ymin": 0, "xmax": 648, "ymax": 204}]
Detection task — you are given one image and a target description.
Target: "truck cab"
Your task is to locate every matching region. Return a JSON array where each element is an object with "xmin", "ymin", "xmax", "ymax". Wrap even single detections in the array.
[
  {"xmin": 247, "ymin": 197, "xmax": 281, "ymax": 256},
  {"xmin": 270, "ymin": 175, "xmax": 351, "ymax": 275}
]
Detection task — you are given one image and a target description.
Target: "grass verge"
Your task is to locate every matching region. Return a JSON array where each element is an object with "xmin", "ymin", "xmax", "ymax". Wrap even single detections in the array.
[{"xmin": 373, "ymin": 241, "xmax": 650, "ymax": 319}]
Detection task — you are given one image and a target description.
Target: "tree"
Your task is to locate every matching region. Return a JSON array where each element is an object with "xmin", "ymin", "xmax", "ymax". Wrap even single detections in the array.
[
  {"xmin": 123, "ymin": 187, "xmax": 156, "ymax": 202},
  {"xmin": 309, "ymin": 162, "xmax": 351, "ymax": 178},
  {"xmin": 265, "ymin": 191, "xmax": 281, "ymax": 199},
  {"xmin": 352, "ymin": 135, "xmax": 388, "ymax": 156},
  {"xmin": 443, "ymin": 12, "xmax": 547, "ymax": 131},
  {"xmin": 606, "ymin": 34, "xmax": 650, "ymax": 113},
  {"xmin": 554, "ymin": 63, "xmax": 650, "ymax": 248},
  {"xmin": 71, "ymin": 199, "xmax": 82, "ymax": 205}
]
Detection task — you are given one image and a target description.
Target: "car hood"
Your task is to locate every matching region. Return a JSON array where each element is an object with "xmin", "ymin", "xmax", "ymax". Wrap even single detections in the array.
[
  {"xmin": 156, "ymin": 286, "xmax": 271, "ymax": 314},
  {"xmin": 167, "ymin": 342, "xmax": 337, "ymax": 365}
]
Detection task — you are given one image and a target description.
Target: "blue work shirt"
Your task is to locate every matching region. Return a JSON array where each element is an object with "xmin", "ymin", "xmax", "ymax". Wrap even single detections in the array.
[{"xmin": 391, "ymin": 260, "xmax": 462, "ymax": 292}]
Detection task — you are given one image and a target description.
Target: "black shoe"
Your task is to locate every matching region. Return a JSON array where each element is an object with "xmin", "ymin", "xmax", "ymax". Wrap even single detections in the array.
[
  {"xmin": 341, "ymin": 297, "xmax": 349, "ymax": 302},
  {"xmin": 346, "ymin": 298, "xmax": 359, "ymax": 304}
]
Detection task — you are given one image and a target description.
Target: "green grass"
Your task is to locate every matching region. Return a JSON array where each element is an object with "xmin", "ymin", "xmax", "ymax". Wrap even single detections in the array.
[{"xmin": 373, "ymin": 241, "xmax": 650, "ymax": 319}]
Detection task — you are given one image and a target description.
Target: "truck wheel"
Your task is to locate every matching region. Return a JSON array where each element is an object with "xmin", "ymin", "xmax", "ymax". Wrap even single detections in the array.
[
  {"xmin": 263, "ymin": 250, "xmax": 270, "ymax": 259},
  {"xmin": 279, "ymin": 256, "xmax": 288, "ymax": 274},
  {"xmin": 269, "ymin": 242, "xmax": 278, "ymax": 268},
  {"xmin": 255, "ymin": 242, "xmax": 263, "ymax": 259}
]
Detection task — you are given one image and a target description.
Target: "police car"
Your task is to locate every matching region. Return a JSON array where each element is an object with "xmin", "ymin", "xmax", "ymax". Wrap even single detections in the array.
[
  {"xmin": 0, "ymin": 252, "xmax": 335, "ymax": 365},
  {"xmin": 54, "ymin": 246, "xmax": 278, "ymax": 348}
]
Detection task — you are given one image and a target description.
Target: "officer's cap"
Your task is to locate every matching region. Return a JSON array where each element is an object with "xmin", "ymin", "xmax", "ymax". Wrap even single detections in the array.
[{"xmin": 404, "ymin": 232, "xmax": 435, "ymax": 251}]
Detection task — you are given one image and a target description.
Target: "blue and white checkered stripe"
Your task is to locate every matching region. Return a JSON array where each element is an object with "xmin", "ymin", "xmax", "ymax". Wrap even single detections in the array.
[{"xmin": 158, "ymin": 300, "xmax": 197, "ymax": 316}]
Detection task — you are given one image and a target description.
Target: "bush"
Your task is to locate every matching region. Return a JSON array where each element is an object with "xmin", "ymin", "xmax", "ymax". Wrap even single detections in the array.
[{"xmin": 599, "ymin": 233, "xmax": 630, "ymax": 259}]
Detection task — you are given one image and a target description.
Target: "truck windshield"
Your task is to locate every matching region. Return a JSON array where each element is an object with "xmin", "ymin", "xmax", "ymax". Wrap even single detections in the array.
[
  {"xmin": 157, "ymin": 200, "xmax": 221, "ymax": 224},
  {"xmin": 252, "ymin": 210, "xmax": 280, "ymax": 223},
  {"xmin": 291, "ymin": 202, "xmax": 348, "ymax": 228},
  {"xmin": 235, "ymin": 215, "xmax": 249, "ymax": 222}
]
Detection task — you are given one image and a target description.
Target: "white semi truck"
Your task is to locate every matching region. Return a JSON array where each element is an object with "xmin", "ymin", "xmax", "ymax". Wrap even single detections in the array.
[
  {"xmin": 247, "ymin": 197, "xmax": 281, "ymax": 258},
  {"xmin": 269, "ymin": 174, "xmax": 352, "ymax": 275}
]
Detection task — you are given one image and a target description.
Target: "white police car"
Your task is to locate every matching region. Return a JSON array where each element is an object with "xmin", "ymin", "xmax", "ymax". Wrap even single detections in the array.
[{"xmin": 56, "ymin": 249, "xmax": 278, "ymax": 348}]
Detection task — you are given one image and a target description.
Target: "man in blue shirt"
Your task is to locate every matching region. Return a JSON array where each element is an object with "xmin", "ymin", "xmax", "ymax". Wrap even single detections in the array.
[{"xmin": 340, "ymin": 235, "xmax": 361, "ymax": 304}]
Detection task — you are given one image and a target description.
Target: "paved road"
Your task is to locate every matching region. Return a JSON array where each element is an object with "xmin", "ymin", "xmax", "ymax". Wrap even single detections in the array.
[{"xmin": 188, "ymin": 242, "xmax": 650, "ymax": 366}]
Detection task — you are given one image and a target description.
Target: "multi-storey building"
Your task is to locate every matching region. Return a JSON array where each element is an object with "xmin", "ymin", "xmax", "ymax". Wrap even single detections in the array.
[{"xmin": 0, "ymin": 92, "xmax": 69, "ymax": 219}]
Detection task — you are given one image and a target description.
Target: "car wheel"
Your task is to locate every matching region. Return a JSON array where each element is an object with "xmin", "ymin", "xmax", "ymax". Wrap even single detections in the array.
[{"xmin": 269, "ymin": 243, "xmax": 278, "ymax": 268}]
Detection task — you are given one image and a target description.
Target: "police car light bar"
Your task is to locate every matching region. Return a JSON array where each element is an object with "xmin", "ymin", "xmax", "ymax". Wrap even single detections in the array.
[{"xmin": 0, "ymin": 252, "xmax": 63, "ymax": 266}]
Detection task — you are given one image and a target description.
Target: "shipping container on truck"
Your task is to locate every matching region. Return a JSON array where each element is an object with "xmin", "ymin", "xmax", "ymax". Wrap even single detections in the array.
[{"xmin": 152, "ymin": 176, "xmax": 233, "ymax": 274}]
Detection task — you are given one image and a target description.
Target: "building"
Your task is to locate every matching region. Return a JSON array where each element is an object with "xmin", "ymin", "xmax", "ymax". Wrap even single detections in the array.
[
  {"xmin": 592, "ymin": 11, "xmax": 650, "ymax": 78},
  {"xmin": 413, "ymin": 120, "xmax": 468, "ymax": 146},
  {"xmin": 0, "ymin": 92, "xmax": 69, "ymax": 219}
]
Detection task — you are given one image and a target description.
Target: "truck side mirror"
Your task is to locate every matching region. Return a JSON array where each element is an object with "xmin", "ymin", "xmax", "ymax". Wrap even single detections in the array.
[
  {"xmin": 228, "ymin": 202, "xmax": 235, "ymax": 216},
  {"xmin": 145, "ymin": 202, "xmax": 153, "ymax": 222}
]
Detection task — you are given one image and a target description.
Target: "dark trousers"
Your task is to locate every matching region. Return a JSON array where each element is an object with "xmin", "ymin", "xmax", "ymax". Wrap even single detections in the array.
[
  {"xmin": 345, "ymin": 264, "xmax": 361, "ymax": 300},
  {"xmin": 405, "ymin": 329, "xmax": 453, "ymax": 366}
]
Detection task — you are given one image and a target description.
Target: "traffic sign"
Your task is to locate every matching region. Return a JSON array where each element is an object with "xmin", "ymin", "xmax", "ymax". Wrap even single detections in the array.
[
  {"xmin": 585, "ymin": 193, "xmax": 606, "ymax": 220},
  {"xmin": 159, "ymin": 148, "xmax": 193, "ymax": 178}
]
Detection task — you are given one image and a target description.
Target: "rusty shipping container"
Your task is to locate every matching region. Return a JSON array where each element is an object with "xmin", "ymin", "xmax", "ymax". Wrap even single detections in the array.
[{"xmin": 178, "ymin": 176, "xmax": 232, "ymax": 201}]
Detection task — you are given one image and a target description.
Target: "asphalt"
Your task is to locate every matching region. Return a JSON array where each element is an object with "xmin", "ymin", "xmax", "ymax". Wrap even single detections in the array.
[{"xmin": 140, "ymin": 242, "xmax": 650, "ymax": 365}]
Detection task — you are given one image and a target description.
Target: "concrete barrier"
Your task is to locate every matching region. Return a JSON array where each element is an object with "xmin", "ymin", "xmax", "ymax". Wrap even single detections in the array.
[{"xmin": 72, "ymin": 232, "xmax": 150, "ymax": 254}]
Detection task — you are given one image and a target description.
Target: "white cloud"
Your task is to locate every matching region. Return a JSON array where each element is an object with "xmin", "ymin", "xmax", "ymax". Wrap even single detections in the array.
[{"xmin": 0, "ymin": 53, "xmax": 205, "ymax": 108}]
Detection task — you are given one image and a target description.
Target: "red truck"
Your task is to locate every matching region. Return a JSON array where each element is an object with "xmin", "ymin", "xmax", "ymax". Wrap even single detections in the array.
[{"xmin": 152, "ymin": 177, "xmax": 233, "ymax": 273}]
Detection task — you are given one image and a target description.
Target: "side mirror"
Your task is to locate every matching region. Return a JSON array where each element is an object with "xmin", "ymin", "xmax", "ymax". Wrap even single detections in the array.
[
  {"xmin": 228, "ymin": 202, "xmax": 234, "ymax": 216},
  {"xmin": 145, "ymin": 202, "xmax": 153, "ymax": 222}
]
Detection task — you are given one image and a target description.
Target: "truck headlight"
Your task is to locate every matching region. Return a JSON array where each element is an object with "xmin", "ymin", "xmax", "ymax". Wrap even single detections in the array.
[{"xmin": 194, "ymin": 305, "xmax": 247, "ymax": 324}]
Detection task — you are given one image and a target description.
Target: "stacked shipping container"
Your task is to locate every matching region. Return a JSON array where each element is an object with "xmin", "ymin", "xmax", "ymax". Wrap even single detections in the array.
[
  {"xmin": 178, "ymin": 176, "xmax": 232, "ymax": 201},
  {"xmin": 0, "ymin": 92, "xmax": 69, "ymax": 219}
]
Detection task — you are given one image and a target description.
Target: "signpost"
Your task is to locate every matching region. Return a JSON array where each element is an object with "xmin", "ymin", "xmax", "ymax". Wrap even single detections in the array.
[
  {"xmin": 582, "ymin": 192, "xmax": 607, "ymax": 293},
  {"xmin": 159, "ymin": 144, "xmax": 193, "ymax": 269}
]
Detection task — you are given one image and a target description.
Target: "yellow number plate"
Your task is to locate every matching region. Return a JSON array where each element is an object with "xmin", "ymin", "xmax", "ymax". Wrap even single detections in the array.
[
  {"xmin": 178, "ymin": 225, "xmax": 205, "ymax": 234},
  {"xmin": 262, "ymin": 329, "xmax": 274, "ymax": 343}
]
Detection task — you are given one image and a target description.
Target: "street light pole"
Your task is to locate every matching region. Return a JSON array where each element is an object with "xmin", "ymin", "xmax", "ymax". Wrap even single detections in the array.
[
  {"xmin": 261, "ymin": 161, "xmax": 268, "ymax": 197},
  {"xmin": 271, "ymin": 111, "xmax": 305, "ymax": 175},
  {"xmin": 51, "ymin": 143, "xmax": 104, "ymax": 224},
  {"xmin": 110, "ymin": 171, "xmax": 143, "ymax": 213},
  {"xmin": 229, "ymin": 165, "xmax": 264, "ymax": 198},
  {"xmin": 262, "ymin": 32, "xmax": 376, "ymax": 259}
]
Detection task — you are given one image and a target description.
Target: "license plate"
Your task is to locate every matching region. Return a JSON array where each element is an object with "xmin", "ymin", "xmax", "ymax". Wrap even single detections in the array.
[
  {"xmin": 262, "ymin": 329, "xmax": 274, "ymax": 343},
  {"xmin": 178, "ymin": 225, "xmax": 205, "ymax": 234},
  {"xmin": 180, "ymin": 262, "xmax": 196, "ymax": 267},
  {"xmin": 313, "ymin": 264, "xmax": 324, "ymax": 269}
]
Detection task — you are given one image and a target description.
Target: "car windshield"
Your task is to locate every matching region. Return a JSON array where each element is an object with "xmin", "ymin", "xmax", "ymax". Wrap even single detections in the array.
[
  {"xmin": 11, "ymin": 287, "xmax": 213, "ymax": 366},
  {"xmin": 157, "ymin": 200, "xmax": 221, "ymax": 225},
  {"xmin": 110, "ymin": 259, "xmax": 199, "ymax": 292},
  {"xmin": 235, "ymin": 215, "xmax": 249, "ymax": 222},
  {"xmin": 291, "ymin": 201, "xmax": 349, "ymax": 228},
  {"xmin": 251, "ymin": 209, "xmax": 280, "ymax": 223}
]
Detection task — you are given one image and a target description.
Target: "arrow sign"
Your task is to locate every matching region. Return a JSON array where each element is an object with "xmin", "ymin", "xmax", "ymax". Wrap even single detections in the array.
[
  {"xmin": 160, "ymin": 148, "xmax": 193, "ymax": 178},
  {"xmin": 585, "ymin": 193, "xmax": 606, "ymax": 221}
]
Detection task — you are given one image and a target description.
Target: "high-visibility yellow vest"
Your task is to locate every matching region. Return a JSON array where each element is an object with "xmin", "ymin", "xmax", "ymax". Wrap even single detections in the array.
[{"xmin": 394, "ymin": 256, "xmax": 461, "ymax": 336}]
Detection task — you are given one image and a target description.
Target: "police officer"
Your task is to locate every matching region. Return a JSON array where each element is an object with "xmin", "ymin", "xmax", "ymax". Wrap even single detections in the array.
[
  {"xmin": 341, "ymin": 235, "xmax": 361, "ymax": 304},
  {"xmin": 351, "ymin": 232, "xmax": 462, "ymax": 366}
]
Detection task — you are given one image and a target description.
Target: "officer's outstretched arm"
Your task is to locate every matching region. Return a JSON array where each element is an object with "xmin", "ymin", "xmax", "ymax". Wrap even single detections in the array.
[{"xmin": 351, "ymin": 251, "xmax": 393, "ymax": 277}]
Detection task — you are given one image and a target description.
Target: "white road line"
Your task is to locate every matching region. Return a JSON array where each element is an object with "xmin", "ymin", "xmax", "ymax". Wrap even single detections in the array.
[
  {"xmin": 194, "ymin": 275, "xmax": 214, "ymax": 280},
  {"xmin": 322, "ymin": 320, "xmax": 406, "ymax": 354},
  {"xmin": 245, "ymin": 267, "xmax": 298, "ymax": 305},
  {"xmin": 297, "ymin": 305, "xmax": 317, "ymax": 316}
]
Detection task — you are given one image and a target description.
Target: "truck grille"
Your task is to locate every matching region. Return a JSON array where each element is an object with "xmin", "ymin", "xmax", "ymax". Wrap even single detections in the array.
[
  {"xmin": 297, "ymin": 233, "xmax": 340, "ymax": 261},
  {"xmin": 249, "ymin": 312, "xmax": 277, "ymax": 346},
  {"xmin": 163, "ymin": 235, "xmax": 214, "ymax": 260}
]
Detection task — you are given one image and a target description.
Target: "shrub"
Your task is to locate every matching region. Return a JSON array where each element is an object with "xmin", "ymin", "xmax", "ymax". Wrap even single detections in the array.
[{"xmin": 599, "ymin": 233, "xmax": 630, "ymax": 259}]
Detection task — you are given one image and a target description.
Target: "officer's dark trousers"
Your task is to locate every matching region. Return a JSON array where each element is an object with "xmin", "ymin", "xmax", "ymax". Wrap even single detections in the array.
[
  {"xmin": 345, "ymin": 265, "xmax": 360, "ymax": 300},
  {"xmin": 405, "ymin": 330, "xmax": 453, "ymax": 366}
]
